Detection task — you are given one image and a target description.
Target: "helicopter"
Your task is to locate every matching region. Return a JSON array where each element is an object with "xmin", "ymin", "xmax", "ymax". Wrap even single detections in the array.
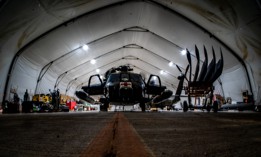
[{"xmin": 75, "ymin": 65, "xmax": 173, "ymax": 111}]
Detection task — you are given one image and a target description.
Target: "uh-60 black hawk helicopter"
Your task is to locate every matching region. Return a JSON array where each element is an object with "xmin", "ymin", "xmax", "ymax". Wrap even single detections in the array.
[
  {"xmin": 75, "ymin": 65, "xmax": 173, "ymax": 111},
  {"xmin": 75, "ymin": 45, "xmax": 226, "ymax": 112}
]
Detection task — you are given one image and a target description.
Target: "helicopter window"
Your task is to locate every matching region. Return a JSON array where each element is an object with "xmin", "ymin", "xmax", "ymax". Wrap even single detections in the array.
[
  {"xmin": 108, "ymin": 74, "xmax": 120, "ymax": 83},
  {"xmin": 149, "ymin": 76, "xmax": 160, "ymax": 86},
  {"xmin": 130, "ymin": 74, "xmax": 143, "ymax": 83},
  {"xmin": 121, "ymin": 73, "xmax": 129, "ymax": 81},
  {"xmin": 107, "ymin": 73, "xmax": 143, "ymax": 83},
  {"xmin": 89, "ymin": 75, "xmax": 102, "ymax": 85}
]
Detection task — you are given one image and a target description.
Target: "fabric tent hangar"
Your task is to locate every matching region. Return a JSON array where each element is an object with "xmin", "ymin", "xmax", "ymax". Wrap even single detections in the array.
[{"xmin": 0, "ymin": 0, "xmax": 260, "ymax": 107}]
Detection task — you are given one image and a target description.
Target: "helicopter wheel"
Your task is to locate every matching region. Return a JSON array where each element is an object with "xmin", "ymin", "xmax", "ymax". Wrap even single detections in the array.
[
  {"xmin": 183, "ymin": 100, "xmax": 188, "ymax": 112},
  {"xmin": 100, "ymin": 101, "xmax": 109, "ymax": 112},
  {"xmin": 139, "ymin": 99, "xmax": 146, "ymax": 112},
  {"xmin": 213, "ymin": 101, "xmax": 218, "ymax": 113},
  {"xmin": 206, "ymin": 104, "xmax": 211, "ymax": 112}
]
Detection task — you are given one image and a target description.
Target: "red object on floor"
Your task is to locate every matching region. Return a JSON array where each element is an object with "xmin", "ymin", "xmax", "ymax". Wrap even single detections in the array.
[{"xmin": 66, "ymin": 101, "xmax": 76, "ymax": 110}]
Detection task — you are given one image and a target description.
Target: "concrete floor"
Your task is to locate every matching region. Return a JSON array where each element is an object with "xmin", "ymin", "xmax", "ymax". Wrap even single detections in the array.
[
  {"xmin": 0, "ymin": 111, "xmax": 260, "ymax": 157},
  {"xmin": 0, "ymin": 112, "xmax": 113, "ymax": 157}
]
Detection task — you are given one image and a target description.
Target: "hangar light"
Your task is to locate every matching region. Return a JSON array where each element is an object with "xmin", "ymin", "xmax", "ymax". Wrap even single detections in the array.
[
  {"xmin": 82, "ymin": 44, "xmax": 89, "ymax": 51},
  {"xmin": 168, "ymin": 61, "xmax": 173, "ymax": 67},
  {"xmin": 90, "ymin": 59, "xmax": 96, "ymax": 64},
  {"xmin": 160, "ymin": 70, "xmax": 166, "ymax": 75},
  {"xmin": 181, "ymin": 49, "xmax": 186, "ymax": 55},
  {"xmin": 96, "ymin": 69, "xmax": 100, "ymax": 73}
]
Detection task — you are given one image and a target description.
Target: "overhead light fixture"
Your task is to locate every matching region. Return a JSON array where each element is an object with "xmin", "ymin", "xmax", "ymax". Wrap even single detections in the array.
[
  {"xmin": 160, "ymin": 70, "xmax": 165, "ymax": 75},
  {"xmin": 82, "ymin": 44, "xmax": 89, "ymax": 51},
  {"xmin": 90, "ymin": 59, "xmax": 96, "ymax": 64},
  {"xmin": 181, "ymin": 49, "xmax": 186, "ymax": 55},
  {"xmin": 168, "ymin": 61, "xmax": 173, "ymax": 67},
  {"xmin": 96, "ymin": 69, "xmax": 100, "ymax": 73}
]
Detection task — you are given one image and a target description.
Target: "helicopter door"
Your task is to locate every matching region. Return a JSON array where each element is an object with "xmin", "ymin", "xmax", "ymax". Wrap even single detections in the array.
[
  {"xmin": 146, "ymin": 74, "xmax": 166, "ymax": 95},
  {"xmin": 82, "ymin": 74, "xmax": 104, "ymax": 95}
]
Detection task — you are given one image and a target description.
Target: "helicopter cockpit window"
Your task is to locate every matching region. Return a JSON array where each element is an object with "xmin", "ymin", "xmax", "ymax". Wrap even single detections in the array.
[
  {"xmin": 108, "ymin": 74, "xmax": 120, "ymax": 83},
  {"xmin": 130, "ymin": 74, "xmax": 143, "ymax": 83},
  {"xmin": 107, "ymin": 73, "xmax": 144, "ymax": 83},
  {"xmin": 149, "ymin": 76, "xmax": 160, "ymax": 86},
  {"xmin": 89, "ymin": 76, "xmax": 102, "ymax": 85},
  {"xmin": 121, "ymin": 73, "xmax": 129, "ymax": 81}
]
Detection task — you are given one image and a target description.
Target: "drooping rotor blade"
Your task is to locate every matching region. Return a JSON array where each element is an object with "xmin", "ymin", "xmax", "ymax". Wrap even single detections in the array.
[
  {"xmin": 172, "ymin": 64, "xmax": 189, "ymax": 104},
  {"xmin": 210, "ymin": 48, "xmax": 224, "ymax": 83},
  {"xmin": 184, "ymin": 64, "xmax": 190, "ymax": 81},
  {"xmin": 203, "ymin": 47, "xmax": 216, "ymax": 82},
  {"xmin": 172, "ymin": 74, "xmax": 186, "ymax": 104},
  {"xmin": 193, "ymin": 45, "xmax": 200, "ymax": 82},
  {"xmin": 210, "ymin": 47, "xmax": 217, "ymax": 80},
  {"xmin": 152, "ymin": 90, "xmax": 173, "ymax": 104},
  {"xmin": 186, "ymin": 49, "xmax": 192, "ymax": 82},
  {"xmin": 75, "ymin": 91, "xmax": 95, "ymax": 104},
  {"xmin": 176, "ymin": 64, "xmax": 182, "ymax": 73},
  {"xmin": 198, "ymin": 46, "xmax": 208, "ymax": 82},
  {"xmin": 188, "ymin": 94, "xmax": 192, "ymax": 107}
]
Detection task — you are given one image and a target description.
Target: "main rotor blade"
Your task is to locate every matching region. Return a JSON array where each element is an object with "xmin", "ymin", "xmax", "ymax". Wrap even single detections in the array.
[
  {"xmin": 184, "ymin": 64, "xmax": 190, "ymax": 81},
  {"xmin": 198, "ymin": 45, "xmax": 208, "ymax": 82},
  {"xmin": 176, "ymin": 64, "xmax": 182, "ymax": 73},
  {"xmin": 75, "ymin": 91, "xmax": 95, "ymax": 104},
  {"xmin": 186, "ymin": 49, "xmax": 192, "ymax": 82},
  {"xmin": 193, "ymin": 45, "xmax": 200, "ymax": 82},
  {"xmin": 210, "ymin": 48, "xmax": 224, "ymax": 83},
  {"xmin": 210, "ymin": 47, "xmax": 217, "ymax": 79},
  {"xmin": 203, "ymin": 47, "xmax": 216, "ymax": 82},
  {"xmin": 185, "ymin": 64, "xmax": 189, "ymax": 76}
]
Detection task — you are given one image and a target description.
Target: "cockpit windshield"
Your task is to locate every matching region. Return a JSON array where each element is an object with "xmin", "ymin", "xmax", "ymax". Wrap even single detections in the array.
[{"xmin": 107, "ymin": 73, "xmax": 144, "ymax": 84}]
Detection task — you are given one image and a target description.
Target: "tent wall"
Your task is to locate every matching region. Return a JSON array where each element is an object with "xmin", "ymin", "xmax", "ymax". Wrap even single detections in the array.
[{"xmin": 0, "ymin": 0, "xmax": 260, "ymax": 105}]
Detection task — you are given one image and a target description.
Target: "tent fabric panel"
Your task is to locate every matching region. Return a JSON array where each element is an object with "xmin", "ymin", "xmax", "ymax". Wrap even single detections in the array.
[
  {"xmin": 0, "ymin": 0, "xmax": 260, "ymax": 104},
  {"xmin": 220, "ymin": 65, "xmax": 251, "ymax": 102},
  {"xmin": 7, "ymin": 56, "xmax": 39, "ymax": 102}
]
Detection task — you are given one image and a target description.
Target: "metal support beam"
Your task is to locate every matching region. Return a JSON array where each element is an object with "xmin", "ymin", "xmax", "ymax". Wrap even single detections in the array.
[
  {"xmin": 54, "ymin": 72, "xmax": 68, "ymax": 90},
  {"xmin": 35, "ymin": 62, "xmax": 53, "ymax": 94},
  {"xmin": 54, "ymin": 44, "xmax": 137, "ymax": 88},
  {"xmin": 65, "ymin": 78, "xmax": 77, "ymax": 95},
  {"xmin": 34, "ymin": 28, "xmax": 190, "ymax": 94}
]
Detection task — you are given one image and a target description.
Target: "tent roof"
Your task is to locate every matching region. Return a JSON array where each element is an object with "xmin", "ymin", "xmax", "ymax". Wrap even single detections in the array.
[{"xmin": 0, "ymin": 0, "xmax": 260, "ymax": 102}]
